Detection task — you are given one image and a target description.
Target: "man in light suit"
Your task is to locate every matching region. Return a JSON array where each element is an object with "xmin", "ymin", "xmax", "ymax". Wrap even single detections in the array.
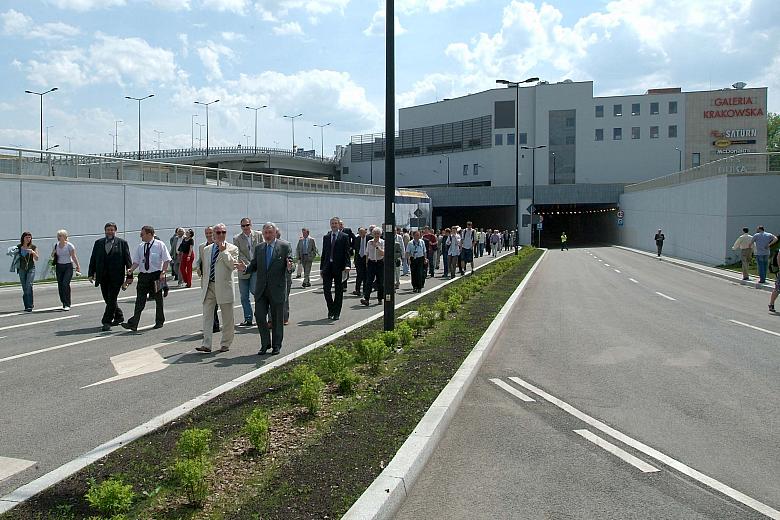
[
  {"xmin": 239, "ymin": 222, "xmax": 293, "ymax": 355},
  {"xmin": 295, "ymin": 227, "xmax": 318, "ymax": 288},
  {"xmin": 196, "ymin": 223, "xmax": 238, "ymax": 353},
  {"xmin": 170, "ymin": 227, "xmax": 184, "ymax": 283},
  {"xmin": 234, "ymin": 217, "xmax": 263, "ymax": 327},
  {"xmin": 196, "ymin": 226, "xmax": 220, "ymax": 333}
]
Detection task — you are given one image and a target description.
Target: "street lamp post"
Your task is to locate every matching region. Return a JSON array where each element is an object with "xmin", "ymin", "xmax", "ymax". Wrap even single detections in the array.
[
  {"xmin": 24, "ymin": 87, "xmax": 58, "ymax": 160},
  {"xmin": 114, "ymin": 120, "xmax": 122, "ymax": 153},
  {"xmin": 675, "ymin": 147, "xmax": 682, "ymax": 171},
  {"xmin": 313, "ymin": 122, "xmax": 331, "ymax": 161},
  {"xmin": 125, "ymin": 94, "xmax": 154, "ymax": 160},
  {"xmin": 497, "ymin": 77, "xmax": 539, "ymax": 254},
  {"xmin": 551, "ymin": 151, "xmax": 556, "ymax": 184},
  {"xmin": 246, "ymin": 105, "xmax": 268, "ymax": 152},
  {"xmin": 194, "ymin": 99, "xmax": 220, "ymax": 156},
  {"xmin": 384, "ymin": 0, "xmax": 396, "ymax": 331},
  {"xmin": 283, "ymin": 113, "xmax": 303, "ymax": 154},
  {"xmin": 109, "ymin": 132, "xmax": 115, "ymax": 152},
  {"xmin": 64, "ymin": 135, "xmax": 72, "ymax": 153},
  {"xmin": 45, "ymin": 125, "xmax": 54, "ymax": 151},
  {"xmin": 191, "ymin": 114, "xmax": 198, "ymax": 150},
  {"xmin": 439, "ymin": 154, "xmax": 450, "ymax": 185},
  {"xmin": 195, "ymin": 122, "xmax": 204, "ymax": 148},
  {"xmin": 521, "ymin": 144, "xmax": 546, "ymax": 247}
]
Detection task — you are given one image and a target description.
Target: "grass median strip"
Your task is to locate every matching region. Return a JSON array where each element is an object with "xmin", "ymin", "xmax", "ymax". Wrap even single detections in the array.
[{"xmin": 2, "ymin": 248, "xmax": 541, "ymax": 520}]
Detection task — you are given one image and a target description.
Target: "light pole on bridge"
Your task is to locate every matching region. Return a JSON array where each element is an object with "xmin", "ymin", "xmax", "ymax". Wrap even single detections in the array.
[
  {"xmin": 245, "ymin": 105, "xmax": 268, "ymax": 152},
  {"xmin": 195, "ymin": 99, "xmax": 220, "ymax": 157},
  {"xmin": 283, "ymin": 113, "xmax": 303, "ymax": 155},
  {"xmin": 125, "ymin": 93, "xmax": 154, "ymax": 160}
]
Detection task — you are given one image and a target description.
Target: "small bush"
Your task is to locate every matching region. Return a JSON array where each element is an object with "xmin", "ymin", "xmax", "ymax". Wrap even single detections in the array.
[
  {"xmin": 336, "ymin": 368, "xmax": 360, "ymax": 395},
  {"xmin": 297, "ymin": 371, "xmax": 325, "ymax": 414},
  {"xmin": 433, "ymin": 300, "xmax": 449, "ymax": 320},
  {"xmin": 323, "ymin": 347, "xmax": 353, "ymax": 382},
  {"xmin": 176, "ymin": 428, "xmax": 211, "ymax": 460},
  {"xmin": 292, "ymin": 364, "xmax": 318, "ymax": 386},
  {"xmin": 244, "ymin": 408, "xmax": 270, "ymax": 453},
  {"xmin": 84, "ymin": 477, "xmax": 135, "ymax": 517},
  {"xmin": 447, "ymin": 293, "xmax": 463, "ymax": 313},
  {"xmin": 359, "ymin": 337, "xmax": 389, "ymax": 374},
  {"xmin": 396, "ymin": 321, "xmax": 414, "ymax": 347},
  {"xmin": 408, "ymin": 316, "xmax": 425, "ymax": 336},
  {"xmin": 172, "ymin": 457, "xmax": 210, "ymax": 506},
  {"xmin": 380, "ymin": 330, "xmax": 399, "ymax": 350}
]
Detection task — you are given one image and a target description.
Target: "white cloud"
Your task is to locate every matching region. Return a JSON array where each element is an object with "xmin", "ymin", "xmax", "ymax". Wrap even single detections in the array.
[
  {"xmin": 46, "ymin": 0, "xmax": 126, "ymax": 10},
  {"xmin": 396, "ymin": 0, "xmax": 477, "ymax": 14},
  {"xmin": 255, "ymin": 0, "xmax": 350, "ymax": 23},
  {"xmin": 150, "ymin": 0, "xmax": 191, "ymax": 9},
  {"xmin": 272, "ymin": 21, "xmax": 304, "ymax": 36},
  {"xmin": 363, "ymin": 8, "xmax": 405, "ymax": 37},
  {"xmin": 220, "ymin": 31, "xmax": 245, "ymax": 41},
  {"xmin": 1, "ymin": 9, "xmax": 81, "ymax": 40},
  {"xmin": 200, "ymin": 0, "xmax": 249, "ymax": 14},
  {"xmin": 196, "ymin": 40, "xmax": 235, "ymax": 80}
]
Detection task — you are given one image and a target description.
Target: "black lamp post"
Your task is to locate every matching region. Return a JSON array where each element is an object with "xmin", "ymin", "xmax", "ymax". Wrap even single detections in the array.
[
  {"xmin": 25, "ymin": 87, "xmax": 58, "ymax": 160},
  {"xmin": 195, "ymin": 99, "xmax": 220, "ymax": 156},
  {"xmin": 125, "ymin": 94, "xmax": 154, "ymax": 160},
  {"xmin": 521, "ymin": 144, "xmax": 546, "ymax": 246},
  {"xmin": 384, "ymin": 0, "xmax": 396, "ymax": 331},
  {"xmin": 283, "ymin": 113, "xmax": 303, "ymax": 154},
  {"xmin": 246, "ymin": 105, "xmax": 268, "ymax": 152},
  {"xmin": 551, "ymin": 151, "xmax": 556, "ymax": 184}
]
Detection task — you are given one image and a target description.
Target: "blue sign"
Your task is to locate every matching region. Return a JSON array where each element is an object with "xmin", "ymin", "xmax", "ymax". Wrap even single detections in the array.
[
  {"xmin": 536, "ymin": 223, "xmax": 543, "ymax": 230},
  {"xmin": 617, "ymin": 218, "xmax": 624, "ymax": 226}
]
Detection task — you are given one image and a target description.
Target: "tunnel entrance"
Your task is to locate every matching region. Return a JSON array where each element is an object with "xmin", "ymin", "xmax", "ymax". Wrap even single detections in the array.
[
  {"xmin": 432, "ymin": 205, "xmax": 514, "ymax": 232},
  {"xmin": 533, "ymin": 204, "xmax": 619, "ymax": 248}
]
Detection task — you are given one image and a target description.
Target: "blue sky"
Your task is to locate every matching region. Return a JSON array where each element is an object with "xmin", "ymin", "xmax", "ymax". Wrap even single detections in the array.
[{"xmin": 1, "ymin": 0, "xmax": 778, "ymax": 155}]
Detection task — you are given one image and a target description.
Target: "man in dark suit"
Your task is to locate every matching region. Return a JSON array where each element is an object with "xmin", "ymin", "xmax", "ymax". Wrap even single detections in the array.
[
  {"xmin": 351, "ymin": 227, "xmax": 368, "ymax": 295},
  {"xmin": 321, "ymin": 216, "xmax": 351, "ymax": 320},
  {"xmin": 240, "ymin": 222, "xmax": 293, "ymax": 355},
  {"xmin": 338, "ymin": 219, "xmax": 356, "ymax": 291},
  {"xmin": 88, "ymin": 222, "xmax": 132, "ymax": 331}
]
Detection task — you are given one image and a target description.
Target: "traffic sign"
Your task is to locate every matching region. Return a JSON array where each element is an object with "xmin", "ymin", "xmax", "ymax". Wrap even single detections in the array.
[
  {"xmin": 617, "ymin": 210, "xmax": 624, "ymax": 218},
  {"xmin": 526, "ymin": 204, "xmax": 534, "ymax": 213},
  {"xmin": 538, "ymin": 215, "xmax": 544, "ymax": 222},
  {"xmin": 617, "ymin": 218, "xmax": 624, "ymax": 226},
  {"xmin": 536, "ymin": 223, "xmax": 543, "ymax": 230},
  {"xmin": 413, "ymin": 207, "xmax": 424, "ymax": 218}
]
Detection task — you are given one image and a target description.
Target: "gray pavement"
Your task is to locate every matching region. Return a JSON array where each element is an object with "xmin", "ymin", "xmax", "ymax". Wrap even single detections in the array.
[
  {"xmin": 0, "ymin": 251, "xmax": 507, "ymax": 498},
  {"xmin": 396, "ymin": 246, "xmax": 780, "ymax": 520}
]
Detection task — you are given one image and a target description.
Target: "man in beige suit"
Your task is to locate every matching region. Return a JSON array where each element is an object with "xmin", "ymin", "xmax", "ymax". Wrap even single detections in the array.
[
  {"xmin": 196, "ymin": 223, "xmax": 239, "ymax": 353},
  {"xmin": 234, "ymin": 217, "xmax": 263, "ymax": 327},
  {"xmin": 196, "ymin": 226, "xmax": 220, "ymax": 333},
  {"xmin": 295, "ymin": 227, "xmax": 318, "ymax": 288}
]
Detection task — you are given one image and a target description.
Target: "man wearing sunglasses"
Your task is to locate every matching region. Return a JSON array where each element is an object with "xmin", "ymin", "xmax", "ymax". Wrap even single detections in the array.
[
  {"xmin": 196, "ymin": 223, "xmax": 239, "ymax": 353},
  {"xmin": 234, "ymin": 217, "xmax": 263, "ymax": 327}
]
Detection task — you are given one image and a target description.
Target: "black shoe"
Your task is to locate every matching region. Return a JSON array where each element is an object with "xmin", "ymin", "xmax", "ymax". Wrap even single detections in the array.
[
  {"xmin": 271, "ymin": 347, "xmax": 281, "ymax": 355},
  {"xmin": 196, "ymin": 346, "xmax": 212, "ymax": 353},
  {"xmin": 360, "ymin": 299, "xmax": 369, "ymax": 306},
  {"xmin": 213, "ymin": 326, "xmax": 221, "ymax": 333},
  {"xmin": 101, "ymin": 324, "xmax": 111, "ymax": 332},
  {"xmin": 24, "ymin": 308, "xmax": 33, "ymax": 313},
  {"xmin": 327, "ymin": 314, "xmax": 334, "ymax": 320},
  {"xmin": 121, "ymin": 322, "xmax": 137, "ymax": 332},
  {"xmin": 258, "ymin": 346, "xmax": 270, "ymax": 355},
  {"xmin": 332, "ymin": 315, "xmax": 340, "ymax": 321},
  {"xmin": 351, "ymin": 290, "xmax": 361, "ymax": 296},
  {"xmin": 238, "ymin": 320, "xmax": 253, "ymax": 327},
  {"xmin": 153, "ymin": 323, "xmax": 164, "ymax": 329},
  {"xmin": 770, "ymin": 305, "xmax": 776, "ymax": 313}
]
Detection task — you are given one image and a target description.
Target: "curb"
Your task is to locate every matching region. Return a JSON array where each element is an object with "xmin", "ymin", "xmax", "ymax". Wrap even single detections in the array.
[
  {"xmin": 614, "ymin": 246, "xmax": 775, "ymax": 293},
  {"xmin": 0, "ymin": 252, "xmax": 513, "ymax": 515},
  {"xmin": 342, "ymin": 249, "xmax": 547, "ymax": 520}
]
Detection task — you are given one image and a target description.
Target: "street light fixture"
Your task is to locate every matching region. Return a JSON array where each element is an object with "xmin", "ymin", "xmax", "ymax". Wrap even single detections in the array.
[
  {"xmin": 245, "ymin": 105, "xmax": 268, "ymax": 151},
  {"xmin": 45, "ymin": 144, "xmax": 59, "ymax": 151},
  {"xmin": 24, "ymin": 87, "xmax": 58, "ymax": 159},
  {"xmin": 496, "ymin": 77, "xmax": 539, "ymax": 254},
  {"xmin": 551, "ymin": 151, "xmax": 556, "ymax": 184},
  {"xmin": 313, "ymin": 122, "xmax": 331, "ymax": 161},
  {"xmin": 283, "ymin": 113, "xmax": 303, "ymax": 154},
  {"xmin": 674, "ymin": 147, "xmax": 682, "ymax": 171},
  {"xmin": 195, "ymin": 122, "xmax": 205, "ymax": 148},
  {"xmin": 114, "ymin": 120, "xmax": 123, "ymax": 153},
  {"xmin": 45, "ymin": 125, "xmax": 54, "ymax": 150},
  {"xmin": 521, "ymin": 144, "xmax": 546, "ymax": 247},
  {"xmin": 307, "ymin": 136, "xmax": 314, "ymax": 151},
  {"xmin": 191, "ymin": 114, "xmax": 198, "ymax": 150},
  {"xmin": 194, "ymin": 99, "xmax": 220, "ymax": 156},
  {"xmin": 125, "ymin": 93, "xmax": 154, "ymax": 160}
]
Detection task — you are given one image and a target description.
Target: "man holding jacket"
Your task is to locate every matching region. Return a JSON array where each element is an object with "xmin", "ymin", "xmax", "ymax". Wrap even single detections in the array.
[{"xmin": 88, "ymin": 222, "xmax": 132, "ymax": 331}]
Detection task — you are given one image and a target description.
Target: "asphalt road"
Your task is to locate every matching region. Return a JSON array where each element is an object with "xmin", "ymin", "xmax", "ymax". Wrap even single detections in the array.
[
  {"xmin": 0, "ymin": 250, "xmax": 509, "ymax": 498},
  {"xmin": 397, "ymin": 246, "xmax": 780, "ymax": 520}
]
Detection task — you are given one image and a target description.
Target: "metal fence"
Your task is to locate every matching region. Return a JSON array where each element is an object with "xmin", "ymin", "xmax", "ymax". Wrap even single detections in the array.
[
  {"xmin": 0, "ymin": 146, "xmax": 382, "ymax": 196},
  {"xmin": 624, "ymin": 152, "xmax": 780, "ymax": 193},
  {"xmin": 101, "ymin": 145, "xmax": 335, "ymax": 163}
]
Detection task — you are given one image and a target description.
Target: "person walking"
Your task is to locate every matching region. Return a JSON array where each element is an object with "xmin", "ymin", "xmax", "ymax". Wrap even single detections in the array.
[
  {"xmin": 422, "ymin": 227, "xmax": 438, "ymax": 278},
  {"xmin": 239, "ymin": 222, "xmax": 293, "ymax": 355},
  {"xmin": 9, "ymin": 232, "xmax": 39, "ymax": 312},
  {"xmin": 170, "ymin": 227, "xmax": 184, "ymax": 284},
  {"xmin": 196, "ymin": 223, "xmax": 238, "ymax": 354},
  {"xmin": 234, "ymin": 217, "xmax": 263, "ymax": 327},
  {"xmin": 561, "ymin": 232, "xmax": 569, "ymax": 251},
  {"xmin": 196, "ymin": 226, "xmax": 220, "ymax": 333},
  {"xmin": 490, "ymin": 229, "xmax": 500, "ymax": 257},
  {"xmin": 732, "ymin": 227, "xmax": 755, "ymax": 281},
  {"xmin": 352, "ymin": 227, "xmax": 368, "ymax": 296},
  {"xmin": 448, "ymin": 227, "xmax": 462, "ymax": 279},
  {"xmin": 654, "ymin": 229, "xmax": 665, "ymax": 257},
  {"xmin": 361, "ymin": 227, "xmax": 385, "ymax": 305},
  {"xmin": 461, "ymin": 222, "xmax": 476, "ymax": 274},
  {"xmin": 402, "ymin": 228, "xmax": 411, "ymax": 276},
  {"xmin": 338, "ymin": 219, "xmax": 356, "ymax": 292},
  {"xmin": 177, "ymin": 228, "xmax": 195, "ymax": 288},
  {"xmin": 441, "ymin": 228, "xmax": 451, "ymax": 278},
  {"xmin": 769, "ymin": 248, "xmax": 780, "ymax": 313},
  {"xmin": 122, "ymin": 226, "xmax": 171, "ymax": 332},
  {"xmin": 88, "ymin": 222, "xmax": 132, "ymax": 331},
  {"xmin": 394, "ymin": 227, "xmax": 404, "ymax": 290},
  {"xmin": 52, "ymin": 230, "xmax": 81, "ymax": 311},
  {"xmin": 751, "ymin": 226, "xmax": 778, "ymax": 284},
  {"xmin": 277, "ymin": 229, "xmax": 293, "ymax": 325},
  {"xmin": 295, "ymin": 227, "xmax": 318, "ymax": 288},
  {"xmin": 407, "ymin": 230, "xmax": 427, "ymax": 292},
  {"xmin": 321, "ymin": 217, "xmax": 351, "ymax": 320},
  {"xmin": 477, "ymin": 228, "xmax": 486, "ymax": 257}
]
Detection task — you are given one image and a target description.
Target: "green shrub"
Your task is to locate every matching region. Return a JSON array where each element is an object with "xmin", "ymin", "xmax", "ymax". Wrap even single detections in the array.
[
  {"xmin": 380, "ymin": 330, "xmax": 399, "ymax": 351},
  {"xmin": 447, "ymin": 293, "xmax": 463, "ymax": 313},
  {"xmin": 336, "ymin": 368, "xmax": 360, "ymax": 395},
  {"xmin": 408, "ymin": 317, "xmax": 425, "ymax": 336},
  {"xmin": 292, "ymin": 364, "xmax": 318, "ymax": 386},
  {"xmin": 396, "ymin": 321, "xmax": 414, "ymax": 347},
  {"xmin": 360, "ymin": 337, "xmax": 389, "ymax": 374},
  {"xmin": 297, "ymin": 371, "xmax": 325, "ymax": 414},
  {"xmin": 323, "ymin": 347, "xmax": 353, "ymax": 382},
  {"xmin": 172, "ymin": 457, "xmax": 210, "ymax": 505},
  {"xmin": 433, "ymin": 300, "xmax": 449, "ymax": 320},
  {"xmin": 176, "ymin": 428, "xmax": 211, "ymax": 460},
  {"xmin": 244, "ymin": 408, "xmax": 270, "ymax": 453},
  {"xmin": 84, "ymin": 477, "xmax": 135, "ymax": 517}
]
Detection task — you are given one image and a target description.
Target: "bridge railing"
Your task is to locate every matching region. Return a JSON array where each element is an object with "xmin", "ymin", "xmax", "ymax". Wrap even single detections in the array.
[
  {"xmin": 624, "ymin": 152, "xmax": 780, "ymax": 193},
  {"xmin": 0, "ymin": 146, "xmax": 381, "ymax": 196},
  {"xmin": 100, "ymin": 146, "xmax": 335, "ymax": 163}
]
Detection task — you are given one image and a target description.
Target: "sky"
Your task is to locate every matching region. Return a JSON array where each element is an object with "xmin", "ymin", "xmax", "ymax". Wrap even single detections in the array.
[{"xmin": 1, "ymin": 0, "xmax": 778, "ymax": 155}]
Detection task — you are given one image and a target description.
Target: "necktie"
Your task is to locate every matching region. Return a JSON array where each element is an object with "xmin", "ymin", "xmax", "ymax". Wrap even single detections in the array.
[
  {"xmin": 302, "ymin": 239, "xmax": 308, "ymax": 256},
  {"xmin": 209, "ymin": 244, "xmax": 219, "ymax": 282},
  {"xmin": 105, "ymin": 238, "xmax": 113, "ymax": 255},
  {"xmin": 330, "ymin": 232, "xmax": 337, "ymax": 262},
  {"xmin": 144, "ymin": 242, "xmax": 152, "ymax": 271},
  {"xmin": 360, "ymin": 237, "xmax": 366, "ymax": 257},
  {"xmin": 266, "ymin": 243, "xmax": 273, "ymax": 270}
]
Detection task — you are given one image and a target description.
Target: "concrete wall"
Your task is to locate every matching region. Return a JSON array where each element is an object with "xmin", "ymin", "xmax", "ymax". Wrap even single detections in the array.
[{"xmin": 0, "ymin": 174, "xmax": 382, "ymax": 283}]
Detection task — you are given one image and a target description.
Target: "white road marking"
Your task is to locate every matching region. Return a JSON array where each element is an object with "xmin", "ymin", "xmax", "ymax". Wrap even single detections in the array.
[
  {"xmin": 574, "ymin": 429, "xmax": 659, "ymax": 473},
  {"xmin": 729, "ymin": 320, "xmax": 780, "ymax": 338},
  {"xmin": 604, "ymin": 263, "xmax": 611, "ymax": 267},
  {"xmin": 83, "ymin": 344, "xmax": 171, "ymax": 388},
  {"xmin": 614, "ymin": 269, "xmax": 621, "ymax": 273},
  {"xmin": 598, "ymin": 259, "xmax": 603, "ymax": 262},
  {"xmin": 655, "ymin": 292, "xmax": 676, "ymax": 301},
  {"xmin": 508, "ymin": 377, "xmax": 780, "ymax": 519},
  {"xmin": 629, "ymin": 278, "xmax": 639, "ymax": 284},
  {"xmin": 490, "ymin": 378, "xmax": 535, "ymax": 402},
  {"xmin": 0, "ymin": 457, "xmax": 36, "ymax": 482},
  {"xmin": 0, "ymin": 315, "xmax": 79, "ymax": 332}
]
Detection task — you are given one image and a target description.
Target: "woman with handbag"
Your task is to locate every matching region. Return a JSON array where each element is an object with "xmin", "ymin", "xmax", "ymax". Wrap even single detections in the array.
[
  {"xmin": 53, "ymin": 229, "xmax": 82, "ymax": 311},
  {"xmin": 177, "ymin": 228, "xmax": 195, "ymax": 288},
  {"xmin": 8, "ymin": 232, "xmax": 39, "ymax": 311}
]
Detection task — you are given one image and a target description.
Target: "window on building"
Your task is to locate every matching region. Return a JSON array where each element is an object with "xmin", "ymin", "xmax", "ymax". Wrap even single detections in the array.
[
  {"xmin": 650, "ymin": 102, "xmax": 659, "ymax": 115},
  {"xmin": 463, "ymin": 164, "xmax": 469, "ymax": 176},
  {"xmin": 692, "ymin": 153, "xmax": 700, "ymax": 168},
  {"xmin": 668, "ymin": 125, "xmax": 678, "ymax": 138},
  {"xmin": 613, "ymin": 104, "xmax": 622, "ymax": 117},
  {"xmin": 566, "ymin": 117, "xmax": 575, "ymax": 128},
  {"xmin": 495, "ymin": 134, "xmax": 503, "ymax": 146},
  {"xmin": 669, "ymin": 101, "xmax": 678, "ymax": 114},
  {"xmin": 565, "ymin": 135, "xmax": 576, "ymax": 145},
  {"xmin": 595, "ymin": 128, "xmax": 604, "ymax": 141},
  {"xmin": 473, "ymin": 163, "xmax": 479, "ymax": 176},
  {"xmin": 632, "ymin": 103, "xmax": 640, "ymax": 116},
  {"xmin": 650, "ymin": 126, "xmax": 659, "ymax": 139},
  {"xmin": 507, "ymin": 133, "xmax": 515, "ymax": 145},
  {"xmin": 342, "ymin": 166, "xmax": 349, "ymax": 176},
  {"xmin": 631, "ymin": 127, "xmax": 640, "ymax": 139},
  {"xmin": 519, "ymin": 133, "xmax": 528, "ymax": 144},
  {"xmin": 595, "ymin": 105, "xmax": 604, "ymax": 118},
  {"xmin": 613, "ymin": 128, "xmax": 622, "ymax": 140}
]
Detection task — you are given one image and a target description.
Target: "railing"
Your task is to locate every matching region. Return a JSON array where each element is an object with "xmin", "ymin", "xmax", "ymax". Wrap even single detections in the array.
[
  {"xmin": 0, "ymin": 146, "xmax": 382, "ymax": 196},
  {"xmin": 624, "ymin": 152, "xmax": 780, "ymax": 193},
  {"xmin": 100, "ymin": 146, "xmax": 335, "ymax": 164}
]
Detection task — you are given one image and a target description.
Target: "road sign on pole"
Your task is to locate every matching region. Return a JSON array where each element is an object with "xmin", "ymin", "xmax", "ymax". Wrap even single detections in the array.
[
  {"xmin": 617, "ymin": 210, "xmax": 624, "ymax": 219},
  {"xmin": 618, "ymin": 218, "xmax": 624, "ymax": 226},
  {"xmin": 536, "ymin": 222, "xmax": 543, "ymax": 230}
]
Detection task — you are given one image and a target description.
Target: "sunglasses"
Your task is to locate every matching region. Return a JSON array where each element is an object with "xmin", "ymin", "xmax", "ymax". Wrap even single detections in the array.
[
  {"xmin": 215, "ymin": 231, "xmax": 227, "ymax": 235},
  {"xmin": 241, "ymin": 223, "xmax": 251, "ymax": 227}
]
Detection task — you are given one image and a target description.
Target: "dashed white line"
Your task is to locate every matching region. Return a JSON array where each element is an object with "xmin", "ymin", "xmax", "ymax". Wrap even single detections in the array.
[
  {"xmin": 0, "ymin": 315, "xmax": 79, "ymax": 332},
  {"xmin": 574, "ymin": 429, "xmax": 659, "ymax": 473},
  {"xmin": 629, "ymin": 278, "xmax": 639, "ymax": 284},
  {"xmin": 614, "ymin": 269, "xmax": 621, "ymax": 273},
  {"xmin": 729, "ymin": 320, "xmax": 780, "ymax": 338},
  {"xmin": 508, "ymin": 376, "xmax": 780, "ymax": 519},
  {"xmin": 604, "ymin": 263, "xmax": 611, "ymax": 267},
  {"xmin": 490, "ymin": 378, "xmax": 535, "ymax": 402},
  {"xmin": 655, "ymin": 292, "xmax": 676, "ymax": 301}
]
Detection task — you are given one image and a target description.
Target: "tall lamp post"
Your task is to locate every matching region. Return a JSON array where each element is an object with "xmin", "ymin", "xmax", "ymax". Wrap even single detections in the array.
[
  {"xmin": 314, "ymin": 122, "xmax": 331, "ymax": 161},
  {"xmin": 283, "ymin": 113, "xmax": 303, "ymax": 154},
  {"xmin": 194, "ymin": 99, "xmax": 220, "ymax": 156},
  {"xmin": 125, "ymin": 94, "xmax": 154, "ymax": 160},
  {"xmin": 245, "ymin": 105, "xmax": 268, "ymax": 152},
  {"xmin": 674, "ymin": 147, "xmax": 682, "ymax": 171},
  {"xmin": 521, "ymin": 144, "xmax": 546, "ymax": 247},
  {"xmin": 24, "ymin": 87, "xmax": 58, "ymax": 160},
  {"xmin": 114, "ymin": 120, "xmax": 122, "ymax": 153},
  {"xmin": 551, "ymin": 151, "xmax": 556, "ymax": 184},
  {"xmin": 195, "ymin": 122, "xmax": 205, "ymax": 148},
  {"xmin": 496, "ymin": 77, "xmax": 538, "ymax": 254},
  {"xmin": 45, "ymin": 125, "xmax": 54, "ymax": 150},
  {"xmin": 64, "ymin": 135, "xmax": 72, "ymax": 153},
  {"xmin": 191, "ymin": 114, "xmax": 198, "ymax": 150},
  {"xmin": 384, "ymin": 0, "xmax": 396, "ymax": 331}
]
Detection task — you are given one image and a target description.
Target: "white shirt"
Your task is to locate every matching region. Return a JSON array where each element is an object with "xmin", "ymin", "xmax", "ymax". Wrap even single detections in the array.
[
  {"xmin": 367, "ymin": 238, "xmax": 384, "ymax": 261},
  {"xmin": 462, "ymin": 228, "xmax": 475, "ymax": 249},
  {"xmin": 732, "ymin": 233, "xmax": 754, "ymax": 251},
  {"xmin": 406, "ymin": 239, "xmax": 426, "ymax": 259},
  {"xmin": 358, "ymin": 235, "xmax": 368, "ymax": 257},
  {"xmin": 132, "ymin": 239, "xmax": 172, "ymax": 273},
  {"xmin": 448, "ymin": 234, "xmax": 462, "ymax": 256}
]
